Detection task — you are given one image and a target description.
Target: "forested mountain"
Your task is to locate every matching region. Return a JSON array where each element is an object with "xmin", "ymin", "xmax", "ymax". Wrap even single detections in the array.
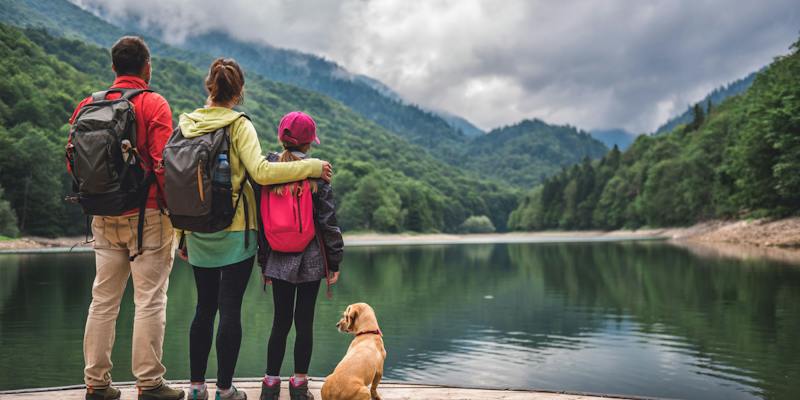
[
  {"xmin": 468, "ymin": 120, "xmax": 608, "ymax": 187},
  {"xmin": 654, "ymin": 70, "xmax": 759, "ymax": 135},
  {"xmin": 508, "ymin": 39, "xmax": 800, "ymax": 230},
  {"xmin": 0, "ymin": 24, "xmax": 521, "ymax": 237},
  {"xmin": 437, "ymin": 112, "xmax": 486, "ymax": 137}
]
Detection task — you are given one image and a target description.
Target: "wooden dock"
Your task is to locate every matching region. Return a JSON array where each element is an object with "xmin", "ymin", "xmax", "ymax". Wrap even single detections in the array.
[{"xmin": 0, "ymin": 380, "xmax": 635, "ymax": 399}]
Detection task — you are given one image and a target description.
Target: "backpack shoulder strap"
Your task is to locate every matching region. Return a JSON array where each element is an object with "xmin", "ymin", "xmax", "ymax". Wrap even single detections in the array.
[
  {"xmin": 89, "ymin": 88, "xmax": 153, "ymax": 103},
  {"xmin": 221, "ymin": 112, "xmax": 253, "ymax": 149},
  {"xmin": 120, "ymin": 88, "xmax": 154, "ymax": 101}
]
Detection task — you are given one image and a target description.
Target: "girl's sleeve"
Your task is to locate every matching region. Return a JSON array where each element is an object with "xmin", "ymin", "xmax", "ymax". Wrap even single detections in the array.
[
  {"xmin": 314, "ymin": 181, "xmax": 343, "ymax": 271},
  {"xmin": 234, "ymin": 118, "xmax": 324, "ymax": 185}
]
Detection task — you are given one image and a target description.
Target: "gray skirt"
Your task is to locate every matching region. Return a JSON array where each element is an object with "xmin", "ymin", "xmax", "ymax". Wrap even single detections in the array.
[{"xmin": 263, "ymin": 238, "xmax": 326, "ymax": 284}]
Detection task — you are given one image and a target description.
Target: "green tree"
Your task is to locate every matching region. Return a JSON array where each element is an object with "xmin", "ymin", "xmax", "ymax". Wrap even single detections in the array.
[
  {"xmin": 459, "ymin": 215, "xmax": 496, "ymax": 233},
  {"xmin": 687, "ymin": 103, "xmax": 705, "ymax": 132},
  {"xmin": 0, "ymin": 185, "xmax": 19, "ymax": 237}
]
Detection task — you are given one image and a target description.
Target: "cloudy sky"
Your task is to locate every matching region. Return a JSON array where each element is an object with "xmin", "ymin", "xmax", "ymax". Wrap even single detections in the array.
[{"xmin": 73, "ymin": 0, "xmax": 799, "ymax": 133}]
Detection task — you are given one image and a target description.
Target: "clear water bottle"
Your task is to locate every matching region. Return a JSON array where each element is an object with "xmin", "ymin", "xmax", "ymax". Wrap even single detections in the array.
[{"xmin": 214, "ymin": 153, "xmax": 231, "ymax": 186}]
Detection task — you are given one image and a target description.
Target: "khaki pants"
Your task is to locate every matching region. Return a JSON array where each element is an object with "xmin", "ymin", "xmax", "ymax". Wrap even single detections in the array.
[{"xmin": 84, "ymin": 209, "xmax": 176, "ymax": 389}]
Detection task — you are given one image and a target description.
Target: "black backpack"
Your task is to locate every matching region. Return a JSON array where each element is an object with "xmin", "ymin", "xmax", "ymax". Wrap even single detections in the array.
[
  {"xmin": 66, "ymin": 88, "xmax": 155, "ymax": 259},
  {"xmin": 163, "ymin": 113, "xmax": 251, "ymax": 246}
]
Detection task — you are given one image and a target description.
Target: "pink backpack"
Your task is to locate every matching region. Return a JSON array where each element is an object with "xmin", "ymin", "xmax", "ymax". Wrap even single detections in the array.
[{"xmin": 260, "ymin": 180, "xmax": 316, "ymax": 252}]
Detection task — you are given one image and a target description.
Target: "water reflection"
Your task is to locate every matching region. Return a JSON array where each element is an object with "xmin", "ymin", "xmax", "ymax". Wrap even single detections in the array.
[{"xmin": 1, "ymin": 241, "xmax": 799, "ymax": 399}]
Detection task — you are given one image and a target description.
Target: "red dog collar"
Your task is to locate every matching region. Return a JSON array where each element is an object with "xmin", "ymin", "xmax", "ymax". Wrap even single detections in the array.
[{"xmin": 356, "ymin": 329, "xmax": 382, "ymax": 337}]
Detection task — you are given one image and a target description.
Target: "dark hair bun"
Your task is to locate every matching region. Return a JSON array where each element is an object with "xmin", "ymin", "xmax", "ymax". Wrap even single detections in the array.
[{"xmin": 205, "ymin": 58, "xmax": 245, "ymax": 105}]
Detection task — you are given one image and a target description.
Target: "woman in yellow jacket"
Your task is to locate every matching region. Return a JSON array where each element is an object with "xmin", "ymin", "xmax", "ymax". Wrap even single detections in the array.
[{"xmin": 179, "ymin": 58, "xmax": 332, "ymax": 400}]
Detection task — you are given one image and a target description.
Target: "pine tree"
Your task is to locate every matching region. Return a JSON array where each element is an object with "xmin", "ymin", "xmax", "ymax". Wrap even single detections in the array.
[{"xmin": 688, "ymin": 103, "xmax": 705, "ymax": 131}]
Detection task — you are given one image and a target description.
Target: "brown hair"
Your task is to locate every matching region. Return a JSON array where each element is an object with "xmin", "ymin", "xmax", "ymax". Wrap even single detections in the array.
[
  {"xmin": 205, "ymin": 58, "xmax": 245, "ymax": 105},
  {"xmin": 111, "ymin": 36, "xmax": 150, "ymax": 76},
  {"xmin": 271, "ymin": 143, "xmax": 318, "ymax": 195}
]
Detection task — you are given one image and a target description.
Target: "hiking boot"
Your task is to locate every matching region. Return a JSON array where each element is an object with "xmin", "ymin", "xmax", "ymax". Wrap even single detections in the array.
[
  {"xmin": 216, "ymin": 385, "xmax": 247, "ymax": 400},
  {"xmin": 189, "ymin": 385, "xmax": 209, "ymax": 400},
  {"xmin": 288, "ymin": 379, "xmax": 313, "ymax": 400},
  {"xmin": 86, "ymin": 385, "xmax": 121, "ymax": 400},
  {"xmin": 139, "ymin": 382, "xmax": 186, "ymax": 400},
  {"xmin": 259, "ymin": 381, "xmax": 280, "ymax": 400}
]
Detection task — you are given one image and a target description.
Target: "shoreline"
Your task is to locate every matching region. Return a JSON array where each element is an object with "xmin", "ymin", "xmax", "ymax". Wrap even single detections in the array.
[
  {"xmin": 0, "ymin": 230, "xmax": 671, "ymax": 255},
  {"xmin": 1, "ymin": 217, "xmax": 798, "ymax": 257}
]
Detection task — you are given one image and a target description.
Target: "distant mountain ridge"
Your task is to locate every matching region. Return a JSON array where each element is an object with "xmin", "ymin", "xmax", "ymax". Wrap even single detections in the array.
[
  {"xmin": 655, "ymin": 70, "xmax": 760, "ymax": 134},
  {"xmin": 468, "ymin": 119, "xmax": 608, "ymax": 187},
  {"xmin": 589, "ymin": 128, "xmax": 638, "ymax": 150},
  {"xmin": 437, "ymin": 111, "xmax": 486, "ymax": 137},
  {"xmin": 150, "ymin": 30, "xmax": 471, "ymax": 152}
]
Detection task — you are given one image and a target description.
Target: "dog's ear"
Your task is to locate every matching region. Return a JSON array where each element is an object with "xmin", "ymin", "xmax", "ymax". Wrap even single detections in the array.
[{"xmin": 347, "ymin": 307, "xmax": 359, "ymax": 331}]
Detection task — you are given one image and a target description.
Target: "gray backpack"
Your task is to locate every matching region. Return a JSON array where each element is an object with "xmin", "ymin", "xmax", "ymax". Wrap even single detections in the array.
[
  {"xmin": 163, "ymin": 114, "xmax": 251, "ymax": 242},
  {"xmin": 66, "ymin": 88, "xmax": 154, "ymax": 260}
]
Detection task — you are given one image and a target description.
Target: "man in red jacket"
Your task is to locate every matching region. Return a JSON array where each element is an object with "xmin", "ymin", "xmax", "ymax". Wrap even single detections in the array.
[{"xmin": 70, "ymin": 36, "xmax": 184, "ymax": 400}]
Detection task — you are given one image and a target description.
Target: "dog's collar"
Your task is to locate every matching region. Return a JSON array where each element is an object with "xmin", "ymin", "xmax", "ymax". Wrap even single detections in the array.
[{"xmin": 356, "ymin": 329, "xmax": 382, "ymax": 337}]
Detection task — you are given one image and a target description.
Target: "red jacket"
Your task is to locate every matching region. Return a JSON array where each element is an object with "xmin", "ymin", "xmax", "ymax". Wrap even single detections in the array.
[{"xmin": 69, "ymin": 76, "xmax": 172, "ymax": 211}]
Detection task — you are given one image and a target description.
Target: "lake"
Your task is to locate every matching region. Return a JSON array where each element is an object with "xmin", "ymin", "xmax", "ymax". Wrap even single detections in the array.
[{"xmin": 1, "ymin": 241, "xmax": 799, "ymax": 399}]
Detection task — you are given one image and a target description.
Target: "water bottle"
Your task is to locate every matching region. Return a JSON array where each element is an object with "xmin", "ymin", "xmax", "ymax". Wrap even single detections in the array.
[{"xmin": 214, "ymin": 153, "xmax": 231, "ymax": 187}]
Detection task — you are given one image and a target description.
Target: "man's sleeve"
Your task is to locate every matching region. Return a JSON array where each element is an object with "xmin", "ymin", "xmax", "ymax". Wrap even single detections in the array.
[
  {"xmin": 69, "ymin": 97, "xmax": 91, "ymax": 125},
  {"xmin": 146, "ymin": 95, "xmax": 173, "ymax": 202}
]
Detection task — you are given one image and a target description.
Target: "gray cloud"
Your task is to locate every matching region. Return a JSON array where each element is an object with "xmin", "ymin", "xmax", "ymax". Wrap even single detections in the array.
[{"xmin": 73, "ymin": 0, "xmax": 799, "ymax": 133}]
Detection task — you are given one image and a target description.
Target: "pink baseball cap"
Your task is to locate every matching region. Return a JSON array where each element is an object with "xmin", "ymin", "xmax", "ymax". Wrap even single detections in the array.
[{"xmin": 277, "ymin": 111, "xmax": 319, "ymax": 146}]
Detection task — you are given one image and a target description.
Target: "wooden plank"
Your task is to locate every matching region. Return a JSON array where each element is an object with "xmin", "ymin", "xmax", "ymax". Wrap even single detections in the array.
[{"xmin": 0, "ymin": 381, "xmax": 627, "ymax": 400}]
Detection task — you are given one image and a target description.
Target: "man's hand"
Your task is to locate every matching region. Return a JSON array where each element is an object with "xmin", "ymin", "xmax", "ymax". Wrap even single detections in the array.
[
  {"xmin": 321, "ymin": 161, "xmax": 333, "ymax": 183},
  {"xmin": 178, "ymin": 247, "xmax": 188, "ymax": 261},
  {"xmin": 328, "ymin": 271, "xmax": 340, "ymax": 285}
]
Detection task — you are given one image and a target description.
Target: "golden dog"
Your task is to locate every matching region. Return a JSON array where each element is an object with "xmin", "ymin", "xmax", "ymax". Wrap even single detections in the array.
[{"xmin": 321, "ymin": 303, "xmax": 386, "ymax": 400}]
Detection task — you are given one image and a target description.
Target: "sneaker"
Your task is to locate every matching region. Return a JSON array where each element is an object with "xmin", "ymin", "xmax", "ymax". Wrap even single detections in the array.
[
  {"xmin": 189, "ymin": 385, "xmax": 209, "ymax": 400},
  {"xmin": 139, "ymin": 382, "xmax": 186, "ymax": 400},
  {"xmin": 259, "ymin": 380, "xmax": 280, "ymax": 400},
  {"xmin": 86, "ymin": 385, "xmax": 121, "ymax": 400},
  {"xmin": 216, "ymin": 385, "xmax": 247, "ymax": 400},
  {"xmin": 288, "ymin": 378, "xmax": 313, "ymax": 400}
]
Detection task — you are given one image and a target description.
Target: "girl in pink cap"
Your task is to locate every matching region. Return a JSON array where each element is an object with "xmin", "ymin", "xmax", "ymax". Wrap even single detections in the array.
[{"xmin": 256, "ymin": 111, "xmax": 343, "ymax": 400}]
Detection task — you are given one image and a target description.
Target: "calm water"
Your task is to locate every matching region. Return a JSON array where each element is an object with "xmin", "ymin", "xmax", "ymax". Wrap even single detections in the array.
[{"xmin": 1, "ymin": 241, "xmax": 800, "ymax": 399}]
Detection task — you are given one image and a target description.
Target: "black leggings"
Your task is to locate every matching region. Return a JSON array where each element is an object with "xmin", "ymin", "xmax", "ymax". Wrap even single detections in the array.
[
  {"xmin": 266, "ymin": 278, "xmax": 321, "ymax": 376},
  {"xmin": 189, "ymin": 256, "xmax": 254, "ymax": 389}
]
